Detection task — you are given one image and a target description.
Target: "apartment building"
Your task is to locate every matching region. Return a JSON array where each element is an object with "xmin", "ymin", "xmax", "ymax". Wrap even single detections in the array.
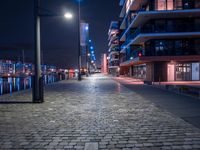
[
  {"xmin": 119, "ymin": 0, "xmax": 200, "ymax": 82},
  {"xmin": 108, "ymin": 21, "xmax": 120, "ymax": 76}
]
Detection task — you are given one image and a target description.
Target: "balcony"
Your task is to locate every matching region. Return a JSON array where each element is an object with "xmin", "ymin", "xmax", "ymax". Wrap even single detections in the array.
[
  {"xmin": 120, "ymin": 9, "xmax": 200, "ymax": 42},
  {"xmin": 120, "ymin": 28, "xmax": 141, "ymax": 51},
  {"xmin": 132, "ymin": 32, "xmax": 200, "ymax": 45},
  {"xmin": 121, "ymin": 21, "xmax": 200, "ymax": 49},
  {"xmin": 130, "ymin": 9, "xmax": 200, "ymax": 29},
  {"xmin": 109, "ymin": 46, "xmax": 120, "ymax": 53},
  {"xmin": 109, "ymin": 42, "xmax": 119, "ymax": 51},
  {"xmin": 108, "ymin": 29, "xmax": 119, "ymax": 40},
  {"xmin": 119, "ymin": 0, "xmax": 149, "ymax": 18},
  {"xmin": 109, "ymin": 52, "xmax": 119, "ymax": 61},
  {"xmin": 108, "ymin": 60, "xmax": 120, "ymax": 68}
]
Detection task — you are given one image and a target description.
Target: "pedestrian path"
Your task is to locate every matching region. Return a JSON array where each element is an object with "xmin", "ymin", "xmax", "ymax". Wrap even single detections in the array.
[
  {"xmin": 113, "ymin": 76, "xmax": 200, "ymax": 130},
  {"xmin": 0, "ymin": 74, "xmax": 200, "ymax": 149}
]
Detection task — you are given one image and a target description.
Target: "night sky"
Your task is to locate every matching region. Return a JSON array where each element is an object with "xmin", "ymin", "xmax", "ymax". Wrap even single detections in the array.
[{"xmin": 0, "ymin": 0, "xmax": 121, "ymax": 68}]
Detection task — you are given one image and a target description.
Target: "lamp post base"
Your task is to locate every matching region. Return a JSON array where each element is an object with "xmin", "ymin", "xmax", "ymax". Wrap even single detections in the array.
[
  {"xmin": 32, "ymin": 76, "xmax": 44, "ymax": 103},
  {"xmin": 78, "ymin": 73, "xmax": 82, "ymax": 81}
]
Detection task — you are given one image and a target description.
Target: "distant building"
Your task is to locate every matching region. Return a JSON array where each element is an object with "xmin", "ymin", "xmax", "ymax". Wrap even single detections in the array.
[
  {"xmin": 108, "ymin": 21, "xmax": 120, "ymax": 76},
  {"xmin": 80, "ymin": 22, "xmax": 90, "ymax": 68},
  {"xmin": 118, "ymin": 0, "xmax": 200, "ymax": 82},
  {"xmin": 101, "ymin": 54, "xmax": 108, "ymax": 74},
  {"xmin": 0, "ymin": 59, "xmax": 59, "ymax": 78}
]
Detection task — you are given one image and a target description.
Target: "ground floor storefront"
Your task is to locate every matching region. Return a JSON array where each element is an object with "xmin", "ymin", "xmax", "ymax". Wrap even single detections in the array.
[
  {"xmin": 108, "ymin": 67, "xmax": 120, "ymax": 76},
  {"xmin": 168, "ymin": 62, "xmax": 200, "ymax": 81},
  {"xmin": 120, "ymin": 61, "xmax": 200, "ymax": 82}
]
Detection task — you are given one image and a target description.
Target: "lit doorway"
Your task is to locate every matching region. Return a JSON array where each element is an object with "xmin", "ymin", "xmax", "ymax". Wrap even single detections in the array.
[
  {"xmin": 176, "ymin": 63, "xmax": 191, "ymax": 81},
  {"xmin": 167, "ymin": 63, "xmax": 175, "ymax": 81}
]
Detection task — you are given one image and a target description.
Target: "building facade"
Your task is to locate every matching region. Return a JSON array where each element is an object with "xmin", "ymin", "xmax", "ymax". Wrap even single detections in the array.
[
  {"xmin": 108, "ymin": 21, "xmax": 120, "ymax": 76},
  {"xmin": 119, "ymin": 0, "xmax": 200, "ymax": 82},
  {"xmin": 101, "ymin": 53, "xmax": 108, "ymax": 74}
]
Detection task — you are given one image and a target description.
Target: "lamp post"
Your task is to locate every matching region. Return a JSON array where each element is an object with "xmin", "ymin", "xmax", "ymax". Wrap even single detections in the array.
[
  {"xmin": 33, "ymin": 0, "xmax": 43, "ymax": 103},
  {"xmin": 77, "ymin": 0, "xmax": 82, "ymax": 81},
  {"xmin": 33, "ymin": 0, "xmax": 73, "ymax": 103}
]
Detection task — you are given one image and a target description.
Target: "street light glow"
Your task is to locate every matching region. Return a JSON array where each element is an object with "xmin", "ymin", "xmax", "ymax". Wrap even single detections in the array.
[
  {"xmin": 64, "ymin": 12, "xmax": 73, "ymax": 19},
  {"xmin": 85, "ymin": 26, "xmax": 89, "ymax": 30}
]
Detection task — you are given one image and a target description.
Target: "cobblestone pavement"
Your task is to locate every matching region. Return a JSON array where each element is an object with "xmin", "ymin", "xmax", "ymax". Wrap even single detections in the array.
[{"xmin": 1, "ymin": 74, "xmax": 200, "ymax": 150}]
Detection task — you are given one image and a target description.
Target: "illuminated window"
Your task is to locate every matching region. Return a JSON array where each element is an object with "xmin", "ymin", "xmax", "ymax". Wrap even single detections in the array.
[
  {"xmin": 196, "ymin": 0, "xmax": 200, "ymax": 8},
  {"xmin": 174, "ymin": 0, "xmax": 183, "ymax": 10},
  {"xmin": 167, "ymin": 0, "xmax": 174, "ymax": 10},
  {"xmin": 155, "ymin": 0, "xmax": 166, "ymax": 10}
]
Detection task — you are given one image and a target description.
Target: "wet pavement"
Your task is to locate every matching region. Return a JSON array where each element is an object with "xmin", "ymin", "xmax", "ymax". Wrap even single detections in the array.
[{"xmin": 0, "ymin": 74, "xmax": 200, "ymax": 149}]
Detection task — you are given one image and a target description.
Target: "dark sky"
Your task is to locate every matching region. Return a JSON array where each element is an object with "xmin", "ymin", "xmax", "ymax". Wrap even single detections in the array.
[{"xmin": 0, "ymin": 0, "xmax": 120, "ymax": 68}]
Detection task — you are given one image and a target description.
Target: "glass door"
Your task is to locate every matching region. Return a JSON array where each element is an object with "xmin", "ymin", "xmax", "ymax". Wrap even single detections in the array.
[{"xmin": 176, "ymin": 63, "xmax": 191, "ymax": 81}]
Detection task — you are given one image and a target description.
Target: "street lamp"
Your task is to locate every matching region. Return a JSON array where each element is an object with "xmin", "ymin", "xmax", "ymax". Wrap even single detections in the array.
[
  {"xmin": 33, "ymin": 0, "xmax": 73, "ymax": 103},
  {"xmin": 64, "ymin": 12, "xmax": 73, "ymax": 19},
  {"xmin": 33, "ymin": 0, "xmax": 43, "ymax": 103},
  {"xmin": 77, "ymin": 0, "xmax": 82, "ymax": 81}
]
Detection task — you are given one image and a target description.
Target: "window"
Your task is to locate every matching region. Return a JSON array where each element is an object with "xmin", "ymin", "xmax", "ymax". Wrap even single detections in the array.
[
  {"xmin": 195, "ymin": 0, "xmax": 200, "ymax": 8},
  {"xmin": 175, "ymin": 40, "xmax": 183, "ymax": 55},
  {"xmin": 194, "ymin": 39, "xmax": 200, "ymax": 55},
  {"xmin": 195, "ymin": 19, "xmax": 200, "ymax": 31},
  {"xmin": 133, "ymin": 65, "xmax": 146, "ymax": 79},
  {"xmin": 155, "ymin": 0, "xmax": 167, "ymax": 10},
  {"xmin": 182, "ymin": 40, "xmax": 190, "ymax": 55},
  {"xmin": 167, "ymin": 41, "xmax": 174, "ymax": 55},
  {"xmin": 182, "ymin": 0, "xmax": 195, "ymax": 9},
  {"xmin": 154, "ymin": 0, "xmax": 175, "ymax": 10},
  {"xmin": 174, "ymin": 0, "xmax": 183, "ymax": 9},
  {"xmin": 174, "ymin": 20, "xmax": 185, "ymax": 32},
  {"xmin": 176, "ymin": 63, "xmax": 191, "ymax": 81},
  {"xmin": 145, "ymin": 41, "xmax": 154, "ymax": 56},
  {"xmin": 166, "ymin": 20, "xmax": 174, "ymax": 32},
  {"xmin": 155, "ymin": 40, "xmax": 167, "ymax": 56},
  {"xmin": 155, "ymin": 20, "xmax": 166, "ymax": 32},
  {"xmin": 167, "ymin": 0, "xmax": 174, "ymax": 10}
]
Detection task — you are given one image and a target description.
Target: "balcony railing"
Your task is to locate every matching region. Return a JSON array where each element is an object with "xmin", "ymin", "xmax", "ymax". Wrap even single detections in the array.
[
  {"xmin": 120, "ymin": 3, "xmax": 200, "ymax": 40},
  {"xmin": 120, "ymin": 9, "xmax": 146, "ymax": 39},
  {"xmin": 108, "ymin": 60, "xmax": 120, "ymax": 67},
  {"xmin": 120, "ymin": 28, "xmax": 141, "ymax": 49},
  {"xmin": 121, "ymin": 20, "xmax": 200, "ymax": 49},
  {"xmin": 109, "ymin": 46, "xmax": 120, "ymax": 52}
]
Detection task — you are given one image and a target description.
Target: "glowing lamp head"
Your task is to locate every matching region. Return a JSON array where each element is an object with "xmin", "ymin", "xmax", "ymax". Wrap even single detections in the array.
[
  {"xmin": 64, "ymin": 12, "xmax": 73, "ymax": 19},
  {"xmin": 85, "ymin": 26, "xmax": 89, "ymax": 30}
]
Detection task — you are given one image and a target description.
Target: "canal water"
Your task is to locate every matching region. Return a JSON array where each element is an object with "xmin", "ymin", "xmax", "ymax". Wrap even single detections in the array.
[{"xmin": 0, "ymin": 74, "xmax": 66, "ymax": 95}]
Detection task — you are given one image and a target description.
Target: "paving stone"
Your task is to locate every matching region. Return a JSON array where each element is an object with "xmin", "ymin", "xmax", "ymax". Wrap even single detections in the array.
[
  {"xmin": 84, "ymin": 142, "xmax": 98, "ymax": 150},
  {"xmin": 0, "ymin": 74, "xmax": 200, "ymax": 149}
]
